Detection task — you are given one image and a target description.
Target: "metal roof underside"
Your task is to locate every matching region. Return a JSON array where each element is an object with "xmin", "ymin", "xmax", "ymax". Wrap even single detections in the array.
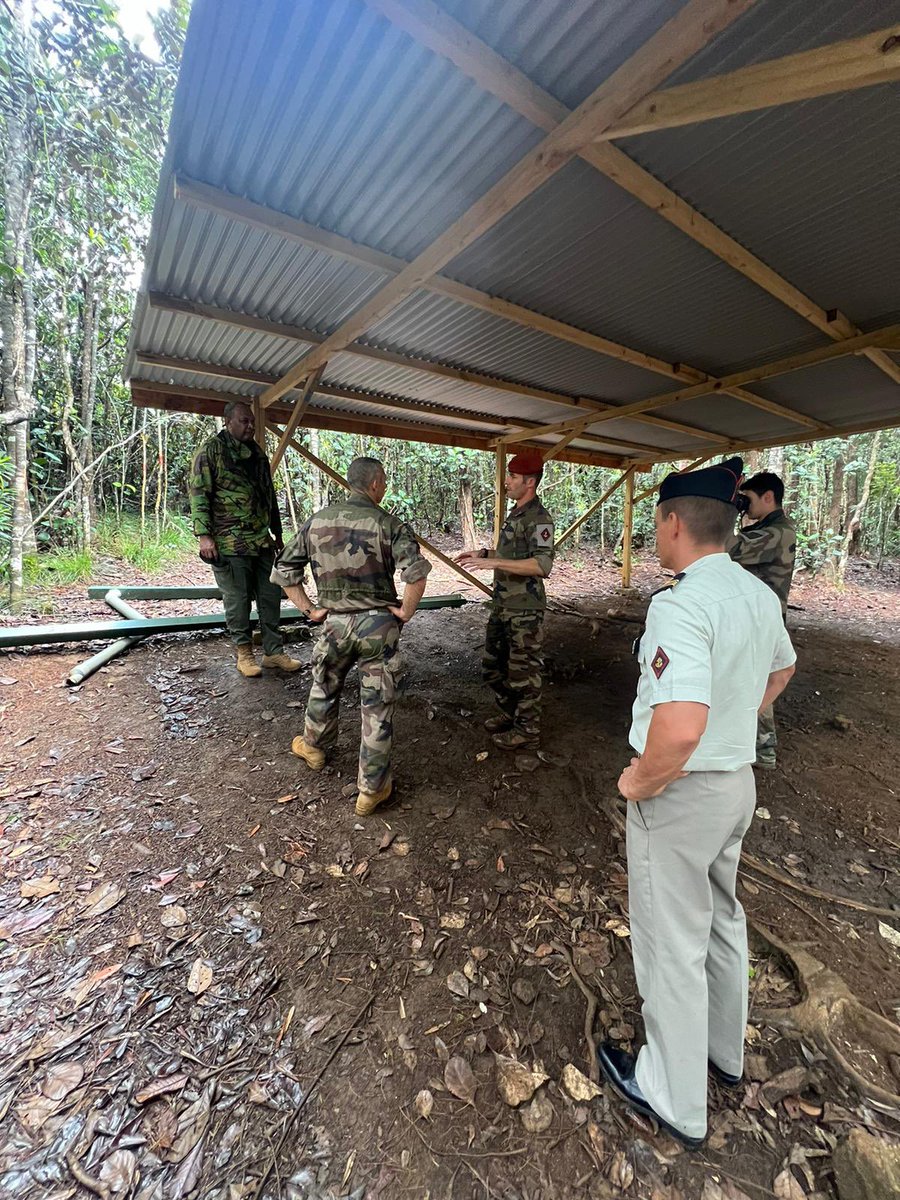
[{"xmin": 127, "ymin": 0, "xmax": 900, "ymax": 468}]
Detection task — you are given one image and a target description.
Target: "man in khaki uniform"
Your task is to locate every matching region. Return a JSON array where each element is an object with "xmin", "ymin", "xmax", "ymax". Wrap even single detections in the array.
[
  {"xmin": 599, "ymin": 458, "xmax": 796, "ymax": 1148},
  {"xmin": 456, "ymin": 451, "xmax": 554, "ymax": 751},
  {"xmin": 271, "ymin": 458, "xmax": 431, "ymax": 816},
  {"xmin": 728, "ymin": 472, "xmax": 796, "ymax": 770}
]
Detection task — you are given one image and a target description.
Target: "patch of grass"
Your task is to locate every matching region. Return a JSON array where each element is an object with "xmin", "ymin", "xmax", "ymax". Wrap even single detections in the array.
[
  {"xmin": 24, "ymin": 549, "xmax": 94, "ymax": 586},
  {"xmin": 97, "ymin": 514, "xmax": 195, "ymax": 573}
]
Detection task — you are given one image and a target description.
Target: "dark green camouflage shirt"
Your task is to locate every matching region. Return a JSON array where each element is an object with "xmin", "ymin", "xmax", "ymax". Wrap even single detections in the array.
[
  {"xmin": 727, "ymin": 508, "xmax": 796, "ymax": 614},
  {"xmin": 189, "ymin": 430, "xmax": 281, "ymax": 557},
  {"xmin": 271, "ymin": 492, "xmax": 431, "ymax": 611},
  {"xmin": 493, "ymin": 496, "xmax": 554, "ymax": 613}
]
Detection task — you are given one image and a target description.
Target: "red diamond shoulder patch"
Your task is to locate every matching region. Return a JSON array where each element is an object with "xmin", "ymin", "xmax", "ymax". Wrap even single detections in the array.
[{"xmin": 651, "ymin": 646, "xmax": 670, "ymax": 679}]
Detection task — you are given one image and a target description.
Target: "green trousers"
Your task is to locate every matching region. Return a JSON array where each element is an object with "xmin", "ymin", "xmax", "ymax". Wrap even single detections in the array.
[{"xmin": 212, "ymin": 552, "xmax": 283, "ymax": 656}]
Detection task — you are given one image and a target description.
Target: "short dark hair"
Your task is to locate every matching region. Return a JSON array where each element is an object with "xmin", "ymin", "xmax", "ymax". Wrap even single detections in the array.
[
  {"xmin": 741, "ymin": 471, "xmax": 784, "ymax": 505},
  {"xmin": 223, "ymin": 399, "xmax": 252, "ymax": 421},
  {"xmin": 346, "ymin": 456, "xmax": 385, "ymax": 491},
  {"xmin": 658, "ymin": 496, "xmax": 737, "ymax": 545}
]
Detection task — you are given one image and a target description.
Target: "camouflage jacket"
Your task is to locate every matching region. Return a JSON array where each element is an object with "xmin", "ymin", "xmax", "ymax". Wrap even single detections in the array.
[
  {"xmin": 270, "ymin": 492, "xmax": 431, "ymax": 611},
  {"xmin": 492, "ymin": 496, "xmax": 554, "ymax": 613},
  {"xmin": 727, "ymin": 508, "xmax": 796, "ymax": 613},
  {"xmin": 189, "ymin": 430, "xmax": 281, "ymax": 556}
]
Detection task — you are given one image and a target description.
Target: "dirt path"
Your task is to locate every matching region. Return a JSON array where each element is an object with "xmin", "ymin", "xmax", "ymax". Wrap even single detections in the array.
[{"xmin": 1, "ymin": 553, "xmax": 898, "ymax": 1199}]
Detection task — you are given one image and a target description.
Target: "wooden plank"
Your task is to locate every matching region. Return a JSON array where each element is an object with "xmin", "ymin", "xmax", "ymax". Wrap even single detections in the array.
[
  {"xmin": 270, "ymin": 366, "xmax": 324, "ymax": 471},
  {"xmin": 367, "ymin": 0, "xmax": 900, "ymax": 393},
  {"xmin": 285, "ymin": 436, "xmax": 493, "ymax": 598},
  {"xmin": 621, "ymin": 468, "xmax": 635, "ymax": 588},
  {"xmin": 498, "ymin": 322, "xmax": 900, "ymax": 442},
  {"xmin": 130, "ymin": 384, "xmax": 624, "ymax": 467},
  {"xmin": 133, "ymin": 351, "xmax": 665, "ymax": 455},
  {"xmin": 256, "ymin": 0, "xmax": 756, "ymax": 407},
  {"xmin": 556, "ymin": 471, "xmax": 628, "ymax": 548},
  {"xmin": 600, "ymin": 26, "xmax": 900, "ymax": 139}
]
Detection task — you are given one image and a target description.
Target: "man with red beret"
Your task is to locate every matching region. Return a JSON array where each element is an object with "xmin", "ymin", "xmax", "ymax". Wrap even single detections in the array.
[{"xmin": 456, "ymin": 451, "xmax": 554, "ymax": 751}]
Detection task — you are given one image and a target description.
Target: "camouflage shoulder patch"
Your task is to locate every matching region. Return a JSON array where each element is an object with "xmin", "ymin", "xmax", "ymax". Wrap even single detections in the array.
[{"xmin": 651, "ymin": 647, "xmax": 670, "ymax": 679}]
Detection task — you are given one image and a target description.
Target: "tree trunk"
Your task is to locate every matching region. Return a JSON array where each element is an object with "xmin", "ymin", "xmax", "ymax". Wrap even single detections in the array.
[
  {"xmin": 835, "ymin": 432, "xmax": 881, "ymax": 586},
  {"xmin": 308, "ymin": 427, "xmax": 322, "ymax": 511},
  {"xmin": 767, "ymin": 445, "xmax": 785, "ymax": 476},
  {"xmin": 824, "ymin": 443, "xmax": 847, "ymax": 581},
  {"xmin": 0, "ymin": 1, "xmax": 37, "ymax": 608},
  {"xmin": 78, "ymin": 272, "xmax": 102, "ymax": 545},
  {"xmin": 458, "ymin": 471, "xmax": 476, "ymax": 550}
]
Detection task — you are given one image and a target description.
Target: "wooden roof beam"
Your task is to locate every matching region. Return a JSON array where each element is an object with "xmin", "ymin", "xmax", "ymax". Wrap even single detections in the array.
[
  {"xmin": 364, "ymin": 0, "xmax": 900, "ymax": 392},
  {"xmin": 599, "ymin": 26, "xmax": 900, "ymax": 139},
  {"xmin": 252, "ymin": 0, "xmax": 756, "ymax": 407}
]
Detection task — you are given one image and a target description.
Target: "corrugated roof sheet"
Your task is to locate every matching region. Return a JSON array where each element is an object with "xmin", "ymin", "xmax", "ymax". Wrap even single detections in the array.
[{"xmin": 127, "ymin": 0, "xmax": 900, "ymax": 467}]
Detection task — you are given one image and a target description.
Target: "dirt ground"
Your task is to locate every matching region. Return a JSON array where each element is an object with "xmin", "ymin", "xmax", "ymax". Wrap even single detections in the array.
[{"xmin": 1, "ymin": 547, "xmax": 899, "ymax": 1200}]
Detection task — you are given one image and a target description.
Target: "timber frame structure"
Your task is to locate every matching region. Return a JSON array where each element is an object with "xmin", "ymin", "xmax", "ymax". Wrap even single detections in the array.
[{"xmin": 127, "ymin": 0, "xmax": 900, "ymax": 587}]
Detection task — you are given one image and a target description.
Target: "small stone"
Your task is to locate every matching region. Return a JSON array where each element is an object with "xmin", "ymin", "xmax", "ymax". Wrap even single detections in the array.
[
  {"xmin": 512, "ymin": 978, "xmax": 536, "ymax": 1005},
  {"xmin": 520, "ymin": 1090, "xmax": 554, "ymax": 1133},
  {"xmin": 561, "ymin": 1063, "xmax": 601, "ymax": 1102}
]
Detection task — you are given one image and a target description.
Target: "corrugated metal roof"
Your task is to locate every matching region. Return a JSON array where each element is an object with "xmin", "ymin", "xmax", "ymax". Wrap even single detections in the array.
[{"xmin": 127, "ymin": 0, "xmax": 900, "ymax": 467}]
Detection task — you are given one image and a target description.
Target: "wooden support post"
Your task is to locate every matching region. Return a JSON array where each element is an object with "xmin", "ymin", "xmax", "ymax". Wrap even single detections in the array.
[
  {"xmin": 556, "ymin": 471, "xmax": 629, "ymax": 549},
  {"xmin": 283, "ymin": 435, "xmax": 493, "ymax": 598},
  {"xmin": 252, "ymin": 396, "xmax": 265, "ymax": 449},
  {"xmin": 271, "ymin": 366, "xmax": 324, "ymax": 471},
  {"xmin": 493, "ymin": 445, "xmax": 506, "ymax": 547},
  {"xmin": 621, "ymin": 468, "xmax": 635, "ymax": 590}
]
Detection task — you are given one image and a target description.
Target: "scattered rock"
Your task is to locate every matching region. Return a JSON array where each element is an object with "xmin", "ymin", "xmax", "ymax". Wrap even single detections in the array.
[
  {"xmin": 561, "ymin": 1063, "xmax": 602, "ymax": 1102},
  {"xmin": 831, "ymin": 713, "xmax": 853, "ymax": 732},
  {"xmin": 520, "ymin": 1090, "xmax": 554, "ymax": 1133},
  {"xmin": 833, "ymin": 1129, "xmax": 900, "ymax": 1200}
]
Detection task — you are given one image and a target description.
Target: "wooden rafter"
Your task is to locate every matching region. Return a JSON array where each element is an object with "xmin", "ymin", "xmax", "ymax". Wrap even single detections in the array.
[
  {"xmin": 144, "ymin": 293, "xmax": 722, "ymax": 443},
  {"xmin": 130, "ymin": 383, "xmax": 629, "ymax": 468},
  {"xmin": 250, "ymin": 0, "xmax": 756, "ymax": 408},
  {"xmin": 599, "ymin": 26, "xmax": 900, "ymax": 139},
  {"xmin": 633, "ymin": 455, "xmax": 715, "ymax": 504},
  {"xmin": 497, "ymin": 323, "xmax": 900, "ymax": 446},
  {"xmin": 270, "ymin": 366, "xmax": 324, "ymax": 471},
  {"xmin": 133, "ymin": 351, "xmax": 667, "ymax": 457},
  {"xmin": 363, "ymin": 0, "xmax": 900, "ymax": 393}
]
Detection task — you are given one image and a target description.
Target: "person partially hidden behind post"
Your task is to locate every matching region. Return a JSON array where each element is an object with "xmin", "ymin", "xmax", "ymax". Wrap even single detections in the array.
[{"xmin": 599, "ymin": 457, "xmax": 796, "ymax": 1148}]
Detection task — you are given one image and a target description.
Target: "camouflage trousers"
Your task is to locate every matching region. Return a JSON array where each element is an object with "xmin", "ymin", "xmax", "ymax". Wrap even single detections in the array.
[
  {"xmin": 756, "ymin": 704, "xmax": 777, "ymax": 767},
  {"xmin": 304, "ymin": 611, "xmax": 401, "ymax": 794},
  {"xmin": 483, "ymin": 610, "xmax": 544, "ymax": 737},
  {"xmin": 212, "ymin": 551, "xmax": 283, "ymax": 656}
]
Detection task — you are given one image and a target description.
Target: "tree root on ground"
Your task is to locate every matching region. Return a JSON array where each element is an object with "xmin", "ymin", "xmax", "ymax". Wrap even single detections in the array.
[{"xmin": 749, "ymin": 921, "xmax": 900, "ymax": 1109}]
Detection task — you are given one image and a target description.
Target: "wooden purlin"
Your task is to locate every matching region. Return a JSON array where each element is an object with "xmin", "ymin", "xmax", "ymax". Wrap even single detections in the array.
[
  {"xmin": 599, "ymin": 25, "xmax": 900, "ymax": 139},
  {"xmin": 129, "ymin": 383, "xmax": 630, "ymax": 468},
  {"xmin": 133, "ymin": 350, "xmax": 667, "ymax": 457},
  {"xmin": 255, "ymin": 0, "xmax": 756, "ymax": 408},
  {"xmin": 148, "ymin": 289, "xmax": 727, "ymax": 445},
  {"xmin": 365, "ymin": 0, "xmax": 900, "ymax": 394}
]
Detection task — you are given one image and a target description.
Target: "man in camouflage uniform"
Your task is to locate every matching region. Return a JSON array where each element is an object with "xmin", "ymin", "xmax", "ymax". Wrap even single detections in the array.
[
  {"xmin": 271, "ymin": 457, "xmax": 431, "ymax": 816},
  {"xmin": 189, "ymin": 400, "xmax": 300, "ymax": 677},
  {"xmin": 457, "ymin": 451, "xmax": 554, "ymax": 751},
  {"xmin": 728, "ymin": 471, "xmax": 796, "ymax": 770}
]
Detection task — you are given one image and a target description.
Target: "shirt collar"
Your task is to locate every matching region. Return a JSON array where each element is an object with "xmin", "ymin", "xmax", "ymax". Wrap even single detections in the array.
[{"xmin": 680, "ymin": 551, "xmax": 731, "ymax": 577}]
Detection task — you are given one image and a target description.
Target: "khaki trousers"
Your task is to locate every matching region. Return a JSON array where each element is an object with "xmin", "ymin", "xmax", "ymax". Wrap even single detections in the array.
[{"xmin": 627, "ymin": 766, "xmax": 755, "ymax": 1139}]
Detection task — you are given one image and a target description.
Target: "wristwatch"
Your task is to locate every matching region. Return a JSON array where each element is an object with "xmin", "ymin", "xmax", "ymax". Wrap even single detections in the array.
[{"xmin": 479, "ymin": 548, "xmax": 489, "ymax": 559}]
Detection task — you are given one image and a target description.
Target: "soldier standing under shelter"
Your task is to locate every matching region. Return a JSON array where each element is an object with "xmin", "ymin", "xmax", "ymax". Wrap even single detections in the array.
[
  {"xmin": 598, "ymin": 457, "xmax": 796, "ymax": 1148},
  {"xmin": 456, "ymin": 451, "xmax": 554, "ymax": 751},
  {"xmin": 271, "ymin": 457, "xmax": 431, "ymax": 816},
  {"xmin": 189, "ymin": 400, "xmax": 300, "ymax": 678},
  {"xmin": 728, "ymin": 471, "xmax": 796, "ymax": 770}
]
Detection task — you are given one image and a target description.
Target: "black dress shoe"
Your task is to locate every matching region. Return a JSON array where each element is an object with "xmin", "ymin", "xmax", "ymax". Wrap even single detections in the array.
[
  {"xmin": 597, "ymin": 1042, "xmax": 705, "ymax": 1150},
  {"xmin": 708, "ymin": 1059, "xmax": 743, "ymax": 1088}
]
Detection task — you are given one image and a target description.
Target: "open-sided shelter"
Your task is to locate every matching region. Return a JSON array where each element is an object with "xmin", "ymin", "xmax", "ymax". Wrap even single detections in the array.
[{"xmin": 126, "ymin": 0, "xmax": 900, "ymax": 582}]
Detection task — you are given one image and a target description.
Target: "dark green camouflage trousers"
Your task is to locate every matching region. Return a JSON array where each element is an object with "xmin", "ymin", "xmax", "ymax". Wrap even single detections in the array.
[
  {"xmin": 212, "ymin": 551, "xmax": 283, "ymax": 656},
  {"xmin": 304, "ymin": 611, "xmax": 401, "ymax": 794},
  {"xmin": 756, "ymin": 704, "xmax": 777, "ymax": 767},
  {"xmin": 483, "ymin": 610, "xmax": 544, "ymax": 737}
]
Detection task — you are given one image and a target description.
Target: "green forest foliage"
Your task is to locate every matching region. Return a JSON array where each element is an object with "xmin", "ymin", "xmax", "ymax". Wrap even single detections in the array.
[{"xmin": 1, "ymin": 1, "xmax": 898, "ymax": 607}]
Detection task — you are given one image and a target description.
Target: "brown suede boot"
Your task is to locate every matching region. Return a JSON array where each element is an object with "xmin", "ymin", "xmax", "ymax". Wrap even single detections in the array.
[
  {"xmin": 492, "ymin": 728, "xmax": 539, "ymax": 751},
  {"xmin": 291, "ymin": 737, "xmax": 325, "ymax": 770},
  {"xmin": 484, "ymin": 713, "xmax": 514, "ymax": 733},
  {"xmin": 236, "ymin": 645, "xmax": 262, "ymax": 677},
  {"xmin": 355, "ymin": 779, "xmax": 393, "ymax": 816},
  {"xmin": 262, "ymin": 652, "xmax": 302, "ymax": 672}
]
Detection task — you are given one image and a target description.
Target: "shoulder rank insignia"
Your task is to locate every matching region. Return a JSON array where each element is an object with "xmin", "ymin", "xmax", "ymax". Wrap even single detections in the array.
[{"xmin": 651, "ymin": 647, "xmax": 670, "ymax": 679}]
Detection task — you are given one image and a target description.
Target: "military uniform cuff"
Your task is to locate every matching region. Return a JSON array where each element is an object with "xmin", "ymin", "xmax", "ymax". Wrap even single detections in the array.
[
  {"xmin": 400, "ymin": 560, "xmax": 432, "ymax": 584},
  {"xmin": 270, "ymin": 566, "xmax": 304, "ymax": 588}
]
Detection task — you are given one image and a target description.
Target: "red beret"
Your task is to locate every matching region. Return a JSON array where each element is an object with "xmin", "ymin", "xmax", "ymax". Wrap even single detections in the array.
[{"xmin": 508, "ymin": 451, "xmax": 545, "ymax": 477}]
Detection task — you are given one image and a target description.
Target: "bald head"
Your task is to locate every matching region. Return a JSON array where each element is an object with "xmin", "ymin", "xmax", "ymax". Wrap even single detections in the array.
[{"xmin": 223, "ymin": 400, "xmax": 255, "ymax": 443}]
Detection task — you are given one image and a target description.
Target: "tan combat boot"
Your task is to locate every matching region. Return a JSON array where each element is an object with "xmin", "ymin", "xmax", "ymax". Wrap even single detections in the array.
[
  {"xmin": 236, "ymin": 645, "xmax": 262, "ymax": 677},
  {"xmin": 262, "ymin": 652, "xmax": 302, "ymax": 672},
  {"xmin": 355, "ymin": 779, "xmax": 393, "ymax": 816},
  {"xmin": 291, "ymin": 737, "xmax": 325, "ymax": 770},
  {"xmin": 484, "ymin": 713, "xmax": 514, "ymax": 733},
  {"xmin": 492, "ymin": 728, "xmax": 538, "ymax": 751}
]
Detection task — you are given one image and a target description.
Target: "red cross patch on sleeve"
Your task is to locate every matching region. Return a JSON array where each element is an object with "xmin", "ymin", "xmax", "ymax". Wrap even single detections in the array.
[{"xmin": 651, "ymin": 647, "xmax": 670, "ymax": 679}]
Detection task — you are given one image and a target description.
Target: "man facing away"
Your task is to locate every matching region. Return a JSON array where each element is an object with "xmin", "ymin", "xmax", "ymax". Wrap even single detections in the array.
[
  {"xmin": 728, "ymin": 471, "xmax": 796, "ymax": 770},
  {"xmin": 189, "ymin": 400, "xmax": 300, "ymax": 677},
  {"xmin": 270, "ymin": 457, "xmax": 431, "ymax": 816},
  {"xmin": 456, "ymin": 451, "xmax": 554, "ymax": 752},
  {"xmin": 598, "ymin": 457, "xmax": 796, "ymax": 1148}
]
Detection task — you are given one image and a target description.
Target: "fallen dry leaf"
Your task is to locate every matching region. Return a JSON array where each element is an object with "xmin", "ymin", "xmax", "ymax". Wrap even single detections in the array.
[
  {"xmin": 41, "ymin": 1062, "xmax": 84, "ymax": 1100},
  {"xmin": 186, "ymin": 958, "xmax": 213, "ymax": 997},
  {"xmin": 444, "ymin": 1056, "xmax": 478, "ymax": 1105},
  {"xmin": 79, "ymin": 881, "xmax": 126, "ymax": 920},
  {"xmin": 561, "ymin": 1063, "xmax": 602, "ymax": 1102},
  {"xmin": 446, "ymin": 971, "xmax": 469, "ymax": 998},
  {"xmin": 440, "ymin": 912, "xmax": 466, "ymax": 930},
  {"xmin": 414, "ymin": 1088, "xmax": 433, "ymax": 1120},
  {"xmin": 161, "ymin": 905, "xmax": 188, "ymax": 929},
  {"xmin": 877, "ymin": 921, "xmax": 900, "ymax": 951},
  {"xmin": 20, "ymin": 875, "xmax": 60, "ymax": 900},
  {"xmin": 99, "ymin": 1148, "xmax": 137, "ymax": 1194},
  {"xmin": 70, "ymin": 963, "xmax": 122, "ymax": 1007},
  {"xmin": 494, "ymin": 1055, "xmax": 548, "ymax": 1107},
  {"xmin": 773, "ymin": 1169, "xmax": 805, "ymax": 1200}
]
